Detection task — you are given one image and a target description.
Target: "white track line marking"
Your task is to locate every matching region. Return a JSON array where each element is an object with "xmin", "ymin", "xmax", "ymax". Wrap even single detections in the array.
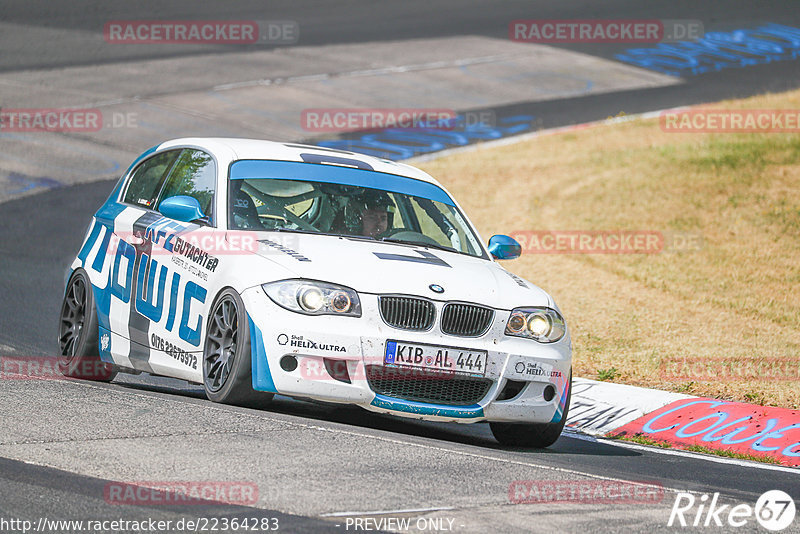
[{"xmin": 321, "ymin": 506, "xmax": 454, "ymax": 518}]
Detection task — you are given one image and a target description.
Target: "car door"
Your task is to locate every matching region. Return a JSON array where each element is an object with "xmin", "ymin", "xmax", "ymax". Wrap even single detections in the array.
[
  {"xmin": 137, "ymin": 148, "xmax": 219, "ymax": 379},
  {"xmin": 104, "ymin": 149, "xmax": 181, "ymax": 371}
]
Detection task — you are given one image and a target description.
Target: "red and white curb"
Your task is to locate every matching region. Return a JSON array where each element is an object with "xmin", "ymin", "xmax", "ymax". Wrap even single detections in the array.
[
  {"xmin": 567, "ymin": 378, "xmax": 800, "ymax": 468},
  {"xmin": 567, "ymin": 377, "xmax": 692, "ymax": 436}
]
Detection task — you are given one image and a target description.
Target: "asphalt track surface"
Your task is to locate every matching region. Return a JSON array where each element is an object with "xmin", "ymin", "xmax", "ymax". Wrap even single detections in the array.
[{"xmin": 2, "ymin": 2, "xmax": 800, "ymax": 533}]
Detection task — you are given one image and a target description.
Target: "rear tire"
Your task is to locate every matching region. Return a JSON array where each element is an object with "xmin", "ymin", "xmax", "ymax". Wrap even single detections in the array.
[
  {"xmin": 202, "ymin": 288, "xmax": 273, "ymax": 407},
  {"xmin": 490, "ymin": 371, "xmax": 572, "ymax": 448},
  {"xmin": 58, "ymin": 269, "xmax": 117, "ymax": 382}
]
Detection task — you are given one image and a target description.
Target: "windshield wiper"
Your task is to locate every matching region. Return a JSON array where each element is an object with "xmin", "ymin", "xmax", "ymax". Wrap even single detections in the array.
[{"xmin": 380, "ymin": 236, "xmax": 456, "ymax": 253}]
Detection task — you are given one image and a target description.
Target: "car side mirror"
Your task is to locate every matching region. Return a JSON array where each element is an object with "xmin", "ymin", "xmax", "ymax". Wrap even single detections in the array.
[
  {"xmin": 488, "ymin": 234, "xmax": 522, "ymax": 260},
  {"xmin": 159, "ymin": 195, "xmax": 206, "ymax": 223}
]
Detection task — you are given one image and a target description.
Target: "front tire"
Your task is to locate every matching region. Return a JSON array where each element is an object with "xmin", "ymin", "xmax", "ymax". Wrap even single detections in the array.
[
  {"xmin": 490, "ymin": 371, "xmax": 572, "ymax": 448},
  {"xmin": 58, "ymin": 269, "xmax": 117, "ymax": 381},
  {"xmin": 202, "ymin": 288, "xmax": 272, "ymax": 407}
]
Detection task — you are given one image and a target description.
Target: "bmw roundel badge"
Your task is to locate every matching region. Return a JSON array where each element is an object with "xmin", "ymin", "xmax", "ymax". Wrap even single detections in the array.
[{"xmin": 429, "ymin": 284, "xmax": 444, "ymax": 294}]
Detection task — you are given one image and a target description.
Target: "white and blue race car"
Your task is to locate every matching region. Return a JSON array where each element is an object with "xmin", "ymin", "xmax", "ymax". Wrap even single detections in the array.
[{"xmin": 59, "ymin": 138, "xmax": 572, "ymax": 447}]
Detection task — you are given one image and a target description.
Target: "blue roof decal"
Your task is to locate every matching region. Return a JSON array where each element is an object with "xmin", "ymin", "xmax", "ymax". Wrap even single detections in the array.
[{"xmin": 229, "ymin": 160, "xmax": 454, "ymax": 206}]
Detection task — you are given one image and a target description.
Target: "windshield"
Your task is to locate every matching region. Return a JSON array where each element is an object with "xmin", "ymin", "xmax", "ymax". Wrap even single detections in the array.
[{"xmin": 228, "ymin": 169, "xmax": 485, "ymax": 258}]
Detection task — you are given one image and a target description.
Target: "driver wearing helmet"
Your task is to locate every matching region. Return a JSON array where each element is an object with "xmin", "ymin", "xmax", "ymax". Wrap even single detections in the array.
[{"xmin": 348, "ymin": 190, "xmax": 394, "ymax": 238}]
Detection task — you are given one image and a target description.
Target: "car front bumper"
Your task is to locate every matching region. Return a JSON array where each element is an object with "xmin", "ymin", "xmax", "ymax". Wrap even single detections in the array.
[{"xmin": 241, "ymin": 286, "xmax": 572, "ymax": 424}]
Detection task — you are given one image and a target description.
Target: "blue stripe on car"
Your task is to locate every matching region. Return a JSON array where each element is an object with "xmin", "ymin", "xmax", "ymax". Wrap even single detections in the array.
[
  {"xmin": 550, "ymin": 379, "xmax": 571, "ymax": 423},
  {"xmin": 370, "ymin": 394, "xmax": 484, "ymax": 419},
  {"xmin": 93, "ymin": 279, "xmax": 113, "ymax": 335},
  {"xmin": 229, "ymin": 160, "xmax": 455, "ymax": 206},
  {"xmin": 76, "ymin": 222, "xmax": 103, "ymax": 265},
  {"xmin": 76, "ymin": 197, "xmax": 126, "ymax": 268},
  {"xmin": 74, "ymin": 197, "xmax": 126, "ymax": 339},
  {"xmin": 249, "ymin": 315, "xmax": 277, "ymax": 393}
]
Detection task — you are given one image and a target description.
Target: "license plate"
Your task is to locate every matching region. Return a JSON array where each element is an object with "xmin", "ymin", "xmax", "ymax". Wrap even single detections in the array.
[{"xmin": 384, "ymin": 340, "xmax": 488, "ymax": 377}]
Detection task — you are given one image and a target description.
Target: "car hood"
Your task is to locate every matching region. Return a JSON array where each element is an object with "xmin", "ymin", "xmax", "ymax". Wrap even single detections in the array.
[{"xmin": 244, "ymin": 232, "xmax": 551, "ymax": 310}]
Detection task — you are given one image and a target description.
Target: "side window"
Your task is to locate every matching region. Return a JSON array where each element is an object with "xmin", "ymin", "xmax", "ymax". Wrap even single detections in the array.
[
  {"xmin": 157, "ymin": 149, "xmax": 217, "ymax": 223},
  {"xmin": 122, "ymin": 150, "xmax": 180, "ymax": 209}
]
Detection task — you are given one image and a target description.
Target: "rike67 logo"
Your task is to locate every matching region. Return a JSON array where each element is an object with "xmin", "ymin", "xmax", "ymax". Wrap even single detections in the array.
[{"xmin": 669, "ymin": 490, "xmax": 795, "ymax": 531}]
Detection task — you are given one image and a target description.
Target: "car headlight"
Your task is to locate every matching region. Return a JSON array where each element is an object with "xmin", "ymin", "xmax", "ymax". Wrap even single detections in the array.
[
  {"xmin": 262, "ymin": 280, "xmax": 361, "ymax": 317},
  {"xmin": 505, "ymin": 307, "xmax": 566, "ymax": 343}
]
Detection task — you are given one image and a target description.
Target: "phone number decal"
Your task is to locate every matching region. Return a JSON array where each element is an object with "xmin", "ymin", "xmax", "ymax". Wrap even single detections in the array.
[{"xmin": 151, "ymin": 333, "xmax": 198, "ymax": 369}]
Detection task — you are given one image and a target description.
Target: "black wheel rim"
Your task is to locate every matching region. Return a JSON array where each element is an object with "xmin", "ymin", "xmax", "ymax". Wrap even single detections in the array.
[
  {"xmin": 59, "ymin": 275, "xmax": 87, "ymax": 362},
  {"xmin": 204, "ymin": 296, "xmax": 238, "ymax": 392}
]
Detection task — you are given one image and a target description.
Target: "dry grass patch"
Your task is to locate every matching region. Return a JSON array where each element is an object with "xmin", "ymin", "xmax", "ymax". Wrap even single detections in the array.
[{"xmin": 419, "ymin": 89, "xmax": 800, "ymax": 408}]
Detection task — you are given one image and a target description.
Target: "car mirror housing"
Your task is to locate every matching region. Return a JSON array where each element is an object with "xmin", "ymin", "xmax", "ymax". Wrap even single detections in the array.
[
  {"xmin": 159, "ymin": 195, "xmax": 206, "ymax": 223},
  {"xmin": 488, "ymin": 234, "xmax": 522, "ymax": 260}
]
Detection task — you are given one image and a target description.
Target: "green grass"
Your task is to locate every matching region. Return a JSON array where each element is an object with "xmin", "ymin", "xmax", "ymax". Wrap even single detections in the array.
[
  {"xmin": 683, "ymin": 444, "xmax": 782, "ymax": 465},
  {"xmin": 596, "ymin": 367, "xmax": 619, "ymax": 382},
  {"xmin": 611, "ymin": 433, "xmax": 672, "ymax": 449},
  {"xmin": 610, "ymin": 433, "xmax": 782, "ymax": 465}
]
